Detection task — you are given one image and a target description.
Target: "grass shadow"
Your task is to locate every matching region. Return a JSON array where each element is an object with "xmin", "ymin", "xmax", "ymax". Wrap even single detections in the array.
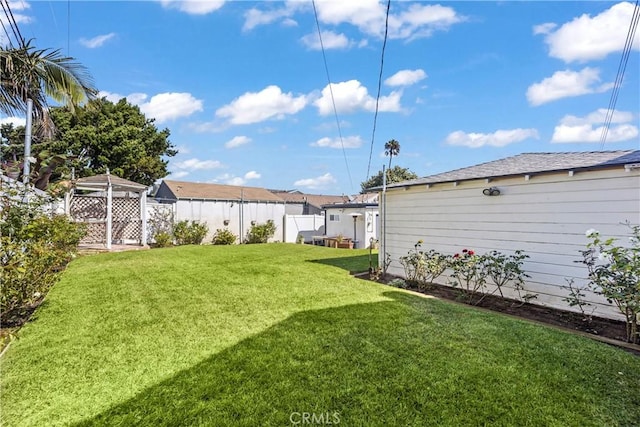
[
  {"xmin": 72, "ymin": 292, "xmax": 639, "ymax": 427},
  {"xmin": 308, "ymin": 253, "xmax": 378, "ymax": 274}
]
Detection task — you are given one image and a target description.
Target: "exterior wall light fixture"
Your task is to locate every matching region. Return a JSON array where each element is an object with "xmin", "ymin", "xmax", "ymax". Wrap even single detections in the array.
[{"xmin": 482, "ymin": 187, "xmax": 501, "ymax": 196}]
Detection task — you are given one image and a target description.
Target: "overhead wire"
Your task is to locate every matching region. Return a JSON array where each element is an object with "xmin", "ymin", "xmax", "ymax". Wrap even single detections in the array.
[
  {"xmin": 365, "ymin": 0, "xmax": 391, "ymax": 182},
  {"xmin": 599, "ymin": 0, "xmax": 639, "ymax": 149},
  {"xmin": 311, "ymin": 0, "xmax": 353, "ymax": 192},
  {"xmin": 2, "ymin": 0, "xmax": 24, "ymax": 47},
  {"xmin": 1, "ymin": 0, "xmax": 20, "ymax": 47}
]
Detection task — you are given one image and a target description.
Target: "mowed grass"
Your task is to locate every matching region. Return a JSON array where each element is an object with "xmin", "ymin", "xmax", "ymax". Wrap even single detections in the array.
[{"xmin": 1, "ymin": 244, "xmax": 639, "ymax": 426}]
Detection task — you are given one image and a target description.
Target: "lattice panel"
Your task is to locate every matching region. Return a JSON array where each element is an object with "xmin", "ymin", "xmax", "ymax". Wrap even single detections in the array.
[
  {"xmin": 81, "ymin": 222, "xmax": 107, "ymax": 244},
  {"xmin": 70, "ymin": 195, "xmax": 142, "ymax": 244},
  {"xmin": 113, "ymin": 197, "xmax": 141, "ymax": 242},
  {"xmin": 70, "ymin": 195, "xmax": 106, "ymax": 220}
]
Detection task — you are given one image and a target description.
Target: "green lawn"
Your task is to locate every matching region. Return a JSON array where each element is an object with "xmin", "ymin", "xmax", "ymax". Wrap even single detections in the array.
[{"xmin": 1, "ymin": 244, "xmax": 639, "ymax": 426}]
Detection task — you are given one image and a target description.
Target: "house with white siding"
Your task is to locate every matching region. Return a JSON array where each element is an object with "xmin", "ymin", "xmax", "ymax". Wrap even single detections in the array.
[
  {"xmin": 379, "ymin": 150, "xmax": 640, "ymax": 321},
  {"xmin": 323, "ymin": 193, "xmax": 380, "ymax": 249},
  {"xmin": 155, "ymin": 180, "xmax": 286, "ymax": 242}
]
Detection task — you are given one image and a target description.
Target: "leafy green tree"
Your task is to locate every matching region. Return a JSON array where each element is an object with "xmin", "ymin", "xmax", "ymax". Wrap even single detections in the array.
[
  {"xmin": 1, "ymin": 39, "xmax": 96, "ymax": 132},
  {"xmin": 9, "ymin": 97, "xmax": 177, "ymax": 187},
  {"xmin": 360, "ymin": 165, "xmax": 418, "ymax": 192}
]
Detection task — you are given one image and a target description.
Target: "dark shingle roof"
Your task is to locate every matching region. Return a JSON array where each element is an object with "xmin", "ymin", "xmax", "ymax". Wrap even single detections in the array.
[
  {"xmin": 387, "ymin": 150, "xmax": 640, "ymax": 188},
  {"xmin": 161, "ymin": 180, "xmax": 284, "ymax": 202},
  {"xmin": 270, "ymin": 190, "xmax": 348, "ymax": 208}
]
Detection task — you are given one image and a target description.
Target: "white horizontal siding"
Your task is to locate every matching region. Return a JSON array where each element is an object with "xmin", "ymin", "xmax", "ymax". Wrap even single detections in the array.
[{"xmin": 381, "ymin": 167, "xmax": 640, "ymax": 321}]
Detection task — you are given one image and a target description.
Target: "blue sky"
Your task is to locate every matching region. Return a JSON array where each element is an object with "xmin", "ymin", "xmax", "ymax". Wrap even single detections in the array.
[{"xmin": 2, "ymin": 1, "xmax": 639, "ymax": 195}]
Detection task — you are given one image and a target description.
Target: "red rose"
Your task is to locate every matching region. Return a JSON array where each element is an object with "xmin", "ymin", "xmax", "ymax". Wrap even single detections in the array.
[
  {"xmin": 454, "ymin": 253, "xmax": 459, "ymax": 258},
  {"xmin": 468, "ymin": 250, "xmax": 475, "ymax": 255},
  {"xmin": 462, "ymin": 249, "xmax": 468, "ymax": 253}
]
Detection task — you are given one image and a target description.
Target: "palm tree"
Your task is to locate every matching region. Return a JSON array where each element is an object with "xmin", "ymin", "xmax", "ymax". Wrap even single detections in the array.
[
  {"xmin": 384, "ymin": 139, "xmax": 400, "ymax": 171},
  {"xmin": 1, "ymin": 39, "xmax": 97, "ymax": 133}
]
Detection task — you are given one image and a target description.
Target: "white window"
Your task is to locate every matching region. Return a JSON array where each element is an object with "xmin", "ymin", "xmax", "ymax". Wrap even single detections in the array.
[{"xmin": 329, "ymin": 214, "xmax": 340, "ymax": 222}]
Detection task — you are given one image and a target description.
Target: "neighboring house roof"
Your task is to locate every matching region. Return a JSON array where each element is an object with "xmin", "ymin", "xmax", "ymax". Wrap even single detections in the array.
[
  {"xmin": 75, "ymin": 174, "xmax": 148, "ymax": 191},
  {"xmin": 386, "ymin": 150, "xmax": 640, "ymax": 188},
  {"xmin": 270, "ymin": 190, "xmax": 349, "ymax": 208},
  {"xmin": 349, "ymin": 193, "xmax": 379, "ymax": 204},
  {"xmin": 158, "ymin": 180, "xmax": 284, "ymax": 203}
]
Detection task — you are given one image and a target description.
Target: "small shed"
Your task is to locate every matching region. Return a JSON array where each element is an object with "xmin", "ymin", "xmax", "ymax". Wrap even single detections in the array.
[
  {"xmin": 380, "ymin": 150, "xmax": 640, "ymax": 320},
  {"xmin": 155, "ymin": 180, "xmax": 286, "ymax": 242},
  {"xmin": 66, "ymin": 173, "xmax": 148, "ymax": 250},
  {"xmin": 270, "ymin": 190, "xmax": 349, "ymax": 215},
  {"xmin": 323, "ymin": 193, "xmax": 379, "ymax": 249}
]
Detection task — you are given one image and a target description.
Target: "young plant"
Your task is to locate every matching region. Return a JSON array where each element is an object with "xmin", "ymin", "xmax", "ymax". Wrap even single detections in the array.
[
  {"xmin": 484, "ymin": 250, "xmax": 535, "ymax": 305},
  {"xmin": 212, "ymin": 228, "xmax": 237, "ymax": 245},
  {"xmin": 448, "ymin": 249, "xmax": 488, "ymax": 304},
  {"xmin": 580, "ymin": 226, "xmax": 640, "ymax": 343},
  {"xmin": 173, "ymin": 220, "xmax": 209, "ymax": 245},
  {"xmin": 245, "ymin": 220, "xmax": 277, "ymax": 244},
  {"xmin": 563, "ymin": 278, "xmax": 595, "ymax": 323}
]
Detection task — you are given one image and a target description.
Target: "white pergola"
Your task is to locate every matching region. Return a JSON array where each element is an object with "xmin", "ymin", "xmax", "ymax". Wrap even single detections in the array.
[{"xmin": 65, "ymin": 172, "xmax": 148, "ymax": 250}]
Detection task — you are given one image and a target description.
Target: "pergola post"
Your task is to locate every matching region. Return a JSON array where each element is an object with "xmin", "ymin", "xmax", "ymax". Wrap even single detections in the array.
[
  {"xmin": 106, "ymin": 178, "xmax": 112, "ymax": 250},
  {"xmin": 140, "ymin": 190, "xmax": 147, "ymax": 246}
]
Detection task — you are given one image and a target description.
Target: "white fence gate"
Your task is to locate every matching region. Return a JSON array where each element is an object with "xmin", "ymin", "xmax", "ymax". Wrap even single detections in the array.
[{"xmin": 283, "ymin": 215, "xmax": 324, "ymax": 243}]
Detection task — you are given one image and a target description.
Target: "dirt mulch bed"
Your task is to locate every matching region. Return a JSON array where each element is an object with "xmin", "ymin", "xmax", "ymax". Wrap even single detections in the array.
[{"xmin": 356, "ymin": 273, "xmax": 639, "ymax": 355}]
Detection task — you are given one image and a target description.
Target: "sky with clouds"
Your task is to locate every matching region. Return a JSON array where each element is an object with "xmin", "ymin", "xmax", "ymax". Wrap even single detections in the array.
[{"xmin": 2, "ymin": 0, "xmax": 639, "ymax": 194}]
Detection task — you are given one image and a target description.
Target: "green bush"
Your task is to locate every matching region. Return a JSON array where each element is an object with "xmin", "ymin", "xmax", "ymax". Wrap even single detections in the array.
[
  {"xmin": 581, "ymin": 225, "xmax": 640, "ymax": 343},
  {"xmin": 212, "ymin": 228, "xmax": 237, "ymax": 245},
  {"xmin": 1, "ymin": 186, "xmax": 85, "ymax": 324},
  {"xmin": 245, "ymin": 220, "xmax": 276, "ymax": 244},
  {"xmin": 173, "ymin": 220, "xmax": 209, "ymax": 245},
  {"xmin": 153, "ymin": 232, "xmax": 173, "ymax": 247}
]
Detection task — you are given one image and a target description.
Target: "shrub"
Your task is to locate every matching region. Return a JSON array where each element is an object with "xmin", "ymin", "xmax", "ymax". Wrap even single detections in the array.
[
  {"xmin": 245, "ymin": 220, "xmax": 276, "ymax": 244},
  {"xmin": 448, "ymin": 249, "xmax": 488, "ymax": 303},
  {"xmin": 1, "ymin": 185, "xmax": 85, "ymax": 324},
  {"xmin": 173, "ymin": 220, "xmax": 209, "ymax": 245},
  {"xmin": 153, "ymin": 232, "xmax": 173, "ymax": 247},
  {"xmin": 580, "ymin": 225, "xmax": 640, "ymax": 343},
  {"xmin": 147, "ymin": 205, "xmax": 174, "ymax": 245},
  {"xmin": 484, "ymin": 250, "xmax": 535, "ymax": 305},
  {"xmin": 212, "ymin": 228, "xmax": 237, "ymax": 245},
  {"xmin": 399, "ymin": 240, "xmax": 449, "ymax": 289}
]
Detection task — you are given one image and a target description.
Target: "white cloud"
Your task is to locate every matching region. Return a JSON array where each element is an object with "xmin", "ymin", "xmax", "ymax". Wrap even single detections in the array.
[
  {"xmin": 79, "ymin": 33, "xmax": 116, "ymax": 49},
  {"xmin": 225, "ymin": 136, "xmax": 252, "ymax": 148},
  {"xmin": 139, "ymin": 93, "xmax": 203, "ymax": 123},
  {"xmin": 159, "ymin": 0, "xmax": 225, "ymax": 15},
  {"xmin": 532, "ymin": 23, "xmax": 557, "ymax": 35},
  {"xmin": 243, "ymin": 3, "xmax": 304, "ymax": 31},
  {"xmin": 170, "ymin": 171, "xmax": 189, "ymax": 179},
  {"xmin": 311, "ymin": 136, "xmax": 362, "ymax": 149},
  {"xmin": 313, "ymin": 1, "xmax": 464, "ymax": 40},
  {"xmin": 294, "ymin": 172, "xmax": 337, "ymax": 190},
  {"xmin": 218, "ymin": 171, "xmax": 261, "ymax": 186},
  {"xmin": 551, "ymin": 109, "xmax": 639, "ymax": 143},
  {"xmin": 98, "ymin": 91, "xmax": 203, "ymax": 123},
  {"xmin": 537, "ymin": 2, "xmax": 640, "ymax": 62},
  {"xmin": 244, "ymin": 1, "xmax": 464, "ymax": 41},
  {"xmin": 0, "ymin": 116, "xmax": 26, "ymax": 127},
  {"xmin": 445, "ymin": 128, "xmax": 539, "ymax": 148},
  {"xmin": 174, "ymin": 158, "xmax": 223, "ymax": 170},
  {"xmin": 314, "ymin": 80, "xmax": 402, "ymax": 115},
  {"xmin": 216, "ymin": 85, "xmax": 308, "ymax": 125},
  {"xmin": 244, "ymin": 171, "xmax": 261, "ymax": 180},
  {"xmin": 301, "ymin": 30, "xmax": 352, "ymax": 50},
  {"xmin": 526, "ymin": 67, "xmax": 613, "ymax": 106},
  {"xmin": 385, "ymin": 69, "xmax": 427, "ymax": 87}
]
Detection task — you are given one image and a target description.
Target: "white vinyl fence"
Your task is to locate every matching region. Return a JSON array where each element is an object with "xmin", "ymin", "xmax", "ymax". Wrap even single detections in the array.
[{"xmin": 283, "ymin": 215, "xmax": 325, "ymax": 243}]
